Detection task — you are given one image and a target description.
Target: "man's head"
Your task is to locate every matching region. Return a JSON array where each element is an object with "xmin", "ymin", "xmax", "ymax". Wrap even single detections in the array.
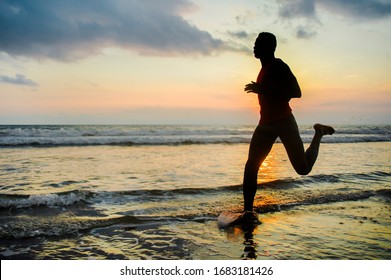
[{"xmin": 253, "ymin": 32, "xmax": 277, "ymax": 59}]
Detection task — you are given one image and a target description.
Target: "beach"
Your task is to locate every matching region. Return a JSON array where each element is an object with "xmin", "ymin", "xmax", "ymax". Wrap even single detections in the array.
[{"xmin": 0, "ymin": 125, "xmax": 390, "ymax": 259}]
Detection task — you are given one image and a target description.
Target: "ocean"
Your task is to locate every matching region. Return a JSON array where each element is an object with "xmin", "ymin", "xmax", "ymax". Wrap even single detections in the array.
[{"xmin": 0, "ymin": 124, "xmax": 390, "ymax": 259}]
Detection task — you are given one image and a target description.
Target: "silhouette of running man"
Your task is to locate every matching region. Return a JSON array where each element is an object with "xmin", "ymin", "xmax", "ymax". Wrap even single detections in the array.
[{"xmin": 242, "ymin": 32, "xmax": 334, "ymax": 221}]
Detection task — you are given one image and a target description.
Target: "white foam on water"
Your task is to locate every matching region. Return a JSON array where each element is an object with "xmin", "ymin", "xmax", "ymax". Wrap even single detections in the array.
[{"xmin": 0, "ymin": 125, "xmax": 390, "ymax": 146}]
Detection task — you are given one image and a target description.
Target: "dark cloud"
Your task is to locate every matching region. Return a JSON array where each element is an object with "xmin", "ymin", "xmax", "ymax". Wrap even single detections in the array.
[
  {"xmin": 0, "ymin": 74, "xmax": 38, "ymax": 86},
  {"xmin": 320, "ymin": 0, "xmax": 391, "ymax": 19},
  {"xmin": 0, "ymin": 0, "xmax": 223, "ymax": 61},
  {"xmin": 278, "ymin": 0, "xmax": 316, "ymax": 19},
  {"xmin": 296, "ymin": 26, "xmax": 317, "ymax": 39},
  {"xmin": 277, "ymin": 0, "xmax": 391, "ymax": 39},
  {"xmin": 277, "ymin": 0, "xmax": 391, "ymax": 20}
]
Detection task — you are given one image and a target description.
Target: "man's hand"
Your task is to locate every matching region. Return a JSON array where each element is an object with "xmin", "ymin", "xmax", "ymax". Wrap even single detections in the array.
[{"xmin": 244, "ymin": 81, "xmax": 261, "ymax": 94}]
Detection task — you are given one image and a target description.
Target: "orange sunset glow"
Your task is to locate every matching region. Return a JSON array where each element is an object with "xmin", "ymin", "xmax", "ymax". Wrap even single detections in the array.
[{"xmin": 0, "ymin": 0, "xmax": 390, "ymax": 125}]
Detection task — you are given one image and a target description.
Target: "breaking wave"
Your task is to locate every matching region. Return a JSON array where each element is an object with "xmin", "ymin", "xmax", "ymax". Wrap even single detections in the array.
[
  {"xmin": 0, "ymin": 125, "xmax": 390, "ymax": 147},
  {"xmin": 1, "ymin": 171, "xmax": 390, "ymax": 210},
  {"xmin": 0, "ymin": 188, "xmax": 389, "ymax": 239}
]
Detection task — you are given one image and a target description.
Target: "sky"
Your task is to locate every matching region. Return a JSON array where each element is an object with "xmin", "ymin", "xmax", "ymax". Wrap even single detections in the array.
[{"xmin": 0, "ymin": 0, "xmax": 390, "ymax": 125}]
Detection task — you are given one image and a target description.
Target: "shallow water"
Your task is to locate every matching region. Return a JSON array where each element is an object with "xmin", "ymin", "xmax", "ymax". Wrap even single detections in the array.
[{"xmin": 0, "ymin": 125, "xmax": 390, "ymax": 259}]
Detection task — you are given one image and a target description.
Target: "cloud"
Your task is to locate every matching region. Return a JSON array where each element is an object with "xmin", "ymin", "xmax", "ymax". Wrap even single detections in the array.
[
  {"xmin": 228, "ymin": 30, "xmax": 250, "ymax": 39},
  {"xmin": 319, "ymin": 0, "xmax": 391, "ymax": 20},
  {"xmin": 296, "ymin": 26, "xmax": 317, "ymax": 39},
  {"xmin": 0, "ymin": 74, "xmax": 38, "ymax": 86},
  {"xmin": 278, "ymin": 0, "xmax": 391, "ymax": 20},
  {"xmin": 277, "ymin": 0, "xmax": 391, "ymax": 38},
  {"xmin": 0, "ymin": 0, "xmax": 223, "ymax": 61},
  {"xmin": 278, "ymin": 0, "xmax": 316, "ymax": 19}
]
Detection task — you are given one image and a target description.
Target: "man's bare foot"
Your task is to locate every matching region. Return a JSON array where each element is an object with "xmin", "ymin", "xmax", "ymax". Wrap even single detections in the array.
[
  {"xmin": 241, "ymin": 211, "xmax": 261, "ymax": 225},
  {"xmin": 314, "ymin": 124, "xmax": 335, "ymax": 136}
]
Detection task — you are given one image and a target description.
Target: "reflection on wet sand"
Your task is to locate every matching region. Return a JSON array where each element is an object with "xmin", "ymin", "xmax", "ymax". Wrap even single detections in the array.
[{"xmin": 223, "ymin": 224, "xmax": 260, "ymax": 260}]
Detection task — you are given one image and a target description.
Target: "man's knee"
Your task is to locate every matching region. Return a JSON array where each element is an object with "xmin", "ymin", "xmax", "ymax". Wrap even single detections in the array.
[{"xmin": 245, "ymin": 159, "xmax": 261, "ymax": 173}]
